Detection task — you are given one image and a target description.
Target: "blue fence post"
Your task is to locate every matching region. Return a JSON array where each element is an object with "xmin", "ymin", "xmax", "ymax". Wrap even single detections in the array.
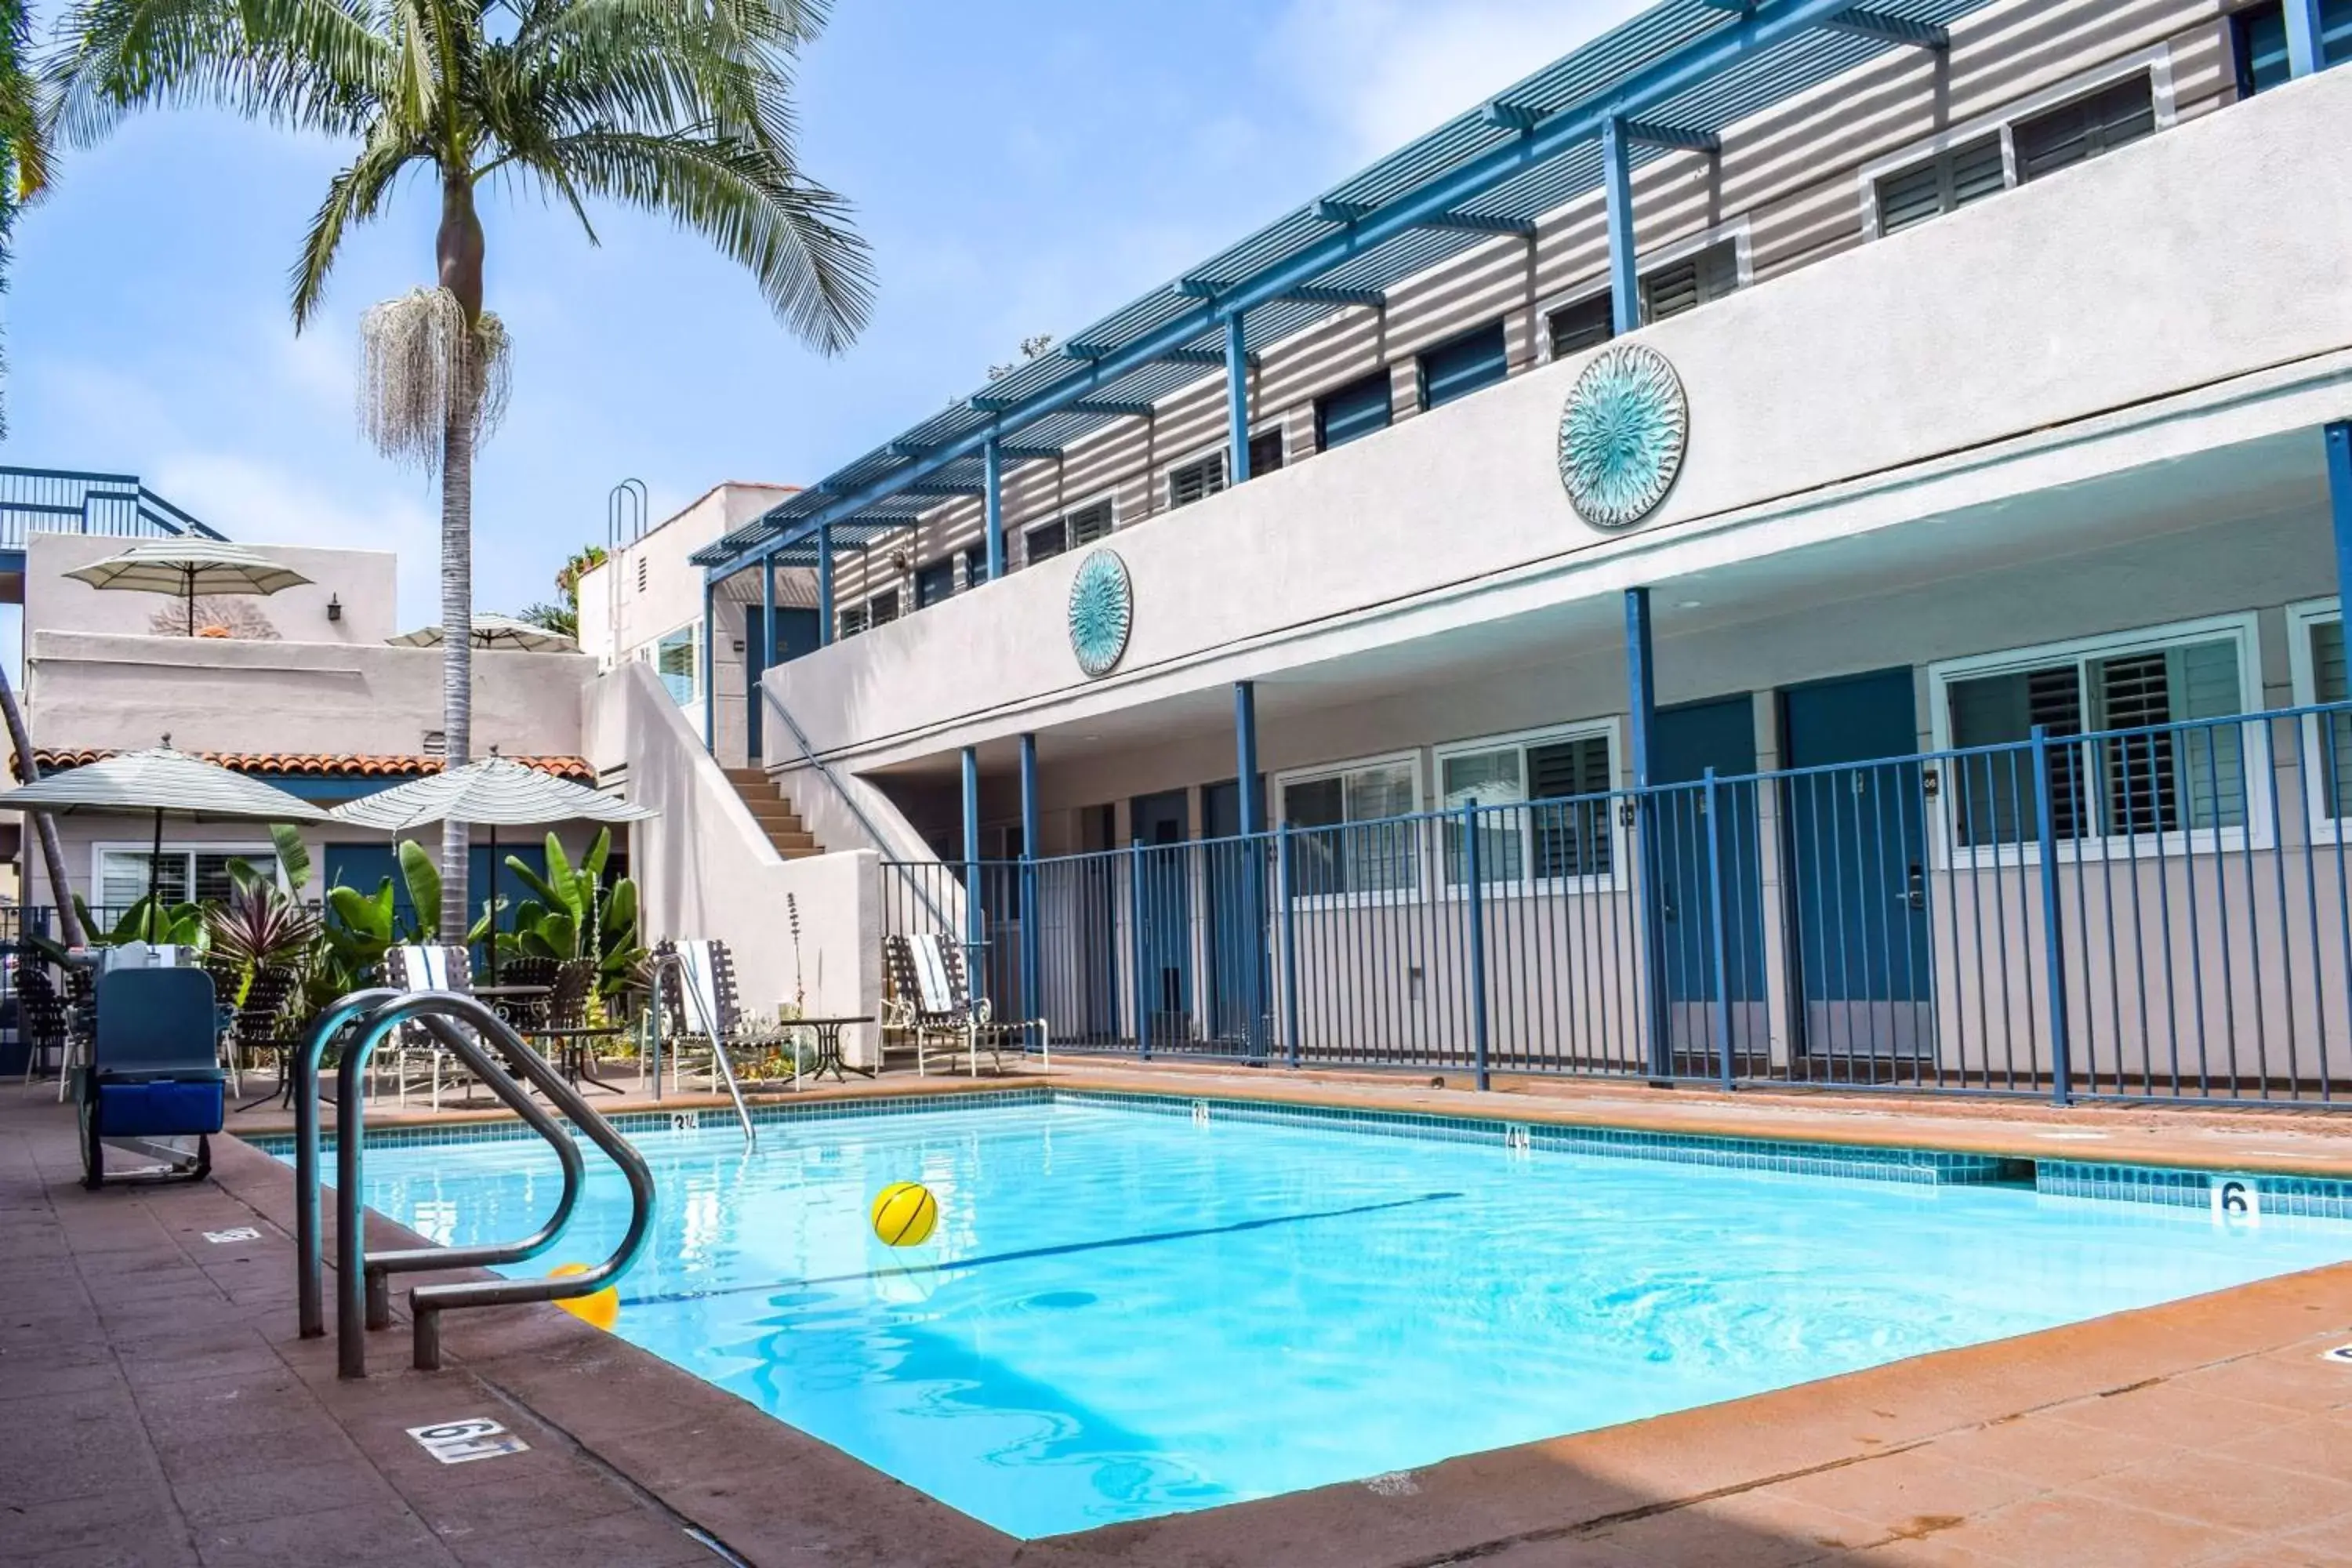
[
  {"xmin": 1463, "ymin": 799, "xmax": 1490, "ymax": 1091},
  {"xmin": 1129, "ymin": 838, "xmax": 1151, "ymax": 1060},
  {"xmin": 961, "ymin": 746, "xmax": 985, "ymax": 1006},
  {"xmin": 1018, "ymin": 733, "xmax": 1040, "ymax": 1024},
  {"xmin": 1278, "ymin": 822, "xmax": 1301, "ymax": 1070},
  {"xmin": 1705, "ymin": 767, "xmax": 1734, "ymax": 1091},
  {"xmin": 2031, "ymin": 724, "xmax": 2073, "ymax": 1105}
]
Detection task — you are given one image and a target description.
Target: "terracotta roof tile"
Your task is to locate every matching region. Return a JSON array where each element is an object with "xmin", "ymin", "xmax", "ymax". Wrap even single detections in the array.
[{"xmin": 18, "ymin": 749, "xmax": 596, "ymax": 783}]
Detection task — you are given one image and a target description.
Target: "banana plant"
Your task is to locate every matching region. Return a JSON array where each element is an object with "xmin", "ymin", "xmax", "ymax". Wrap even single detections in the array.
[
  {"xmin": 499, "ymin": 829, "xmax": 644, "ymax": 997},
  {"xmin": 74, "ymin": 894, "xmax": 205, "ymax": 947}
]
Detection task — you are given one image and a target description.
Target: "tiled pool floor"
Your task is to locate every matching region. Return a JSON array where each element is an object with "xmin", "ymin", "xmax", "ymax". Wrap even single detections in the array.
[{"xmin": 11, "ymin": 1074, "xmax": 2352, "ymax": 1566}]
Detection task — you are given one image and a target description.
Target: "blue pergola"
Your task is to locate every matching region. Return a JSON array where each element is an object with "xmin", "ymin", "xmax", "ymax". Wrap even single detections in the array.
[{"xmin": 695, "ymin": 0, "xmax": 1998, "ymax": 603}]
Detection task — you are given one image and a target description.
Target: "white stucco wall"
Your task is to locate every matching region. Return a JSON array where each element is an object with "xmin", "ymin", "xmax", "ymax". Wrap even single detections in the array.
[
  {"xmin": 25, "ymin": 534, "xmax": 399, "ymax": 645},
  {"xmin": 769, "ymin": 64, "xmax": 2352, "ymax": 775}
]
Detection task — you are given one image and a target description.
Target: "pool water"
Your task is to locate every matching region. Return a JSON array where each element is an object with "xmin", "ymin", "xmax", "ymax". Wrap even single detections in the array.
[{"xmin": 332, "ymin": 1099, "xmax": 2352, "ymax": 1538}]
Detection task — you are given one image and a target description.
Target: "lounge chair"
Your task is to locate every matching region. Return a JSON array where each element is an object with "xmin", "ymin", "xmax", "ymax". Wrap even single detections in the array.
[
  {"xmin": 383, "ymin": 944, "xmax": 478, "ymax": 1108},
  {"xmin": 654, "ymin": 938, "xmax": 788, "ymax": 1090},
  {"xmin": 227, "ymin": 964, "xmax": 304, "ymax": 1112},
  {"xmin": 881, "ymin": 933, "xmax": 1048, "ymax": 1077},
  {"xmin": 528, "ymin": 957, "xmax": 630, "ymax": 1091},
  {"xmin": 14, "ymin": 961, "xmax": 70, "ymax": 1084},
  {"xmin": 78, "ymin": 967, "xmax": 226, "ymax": 1189}
]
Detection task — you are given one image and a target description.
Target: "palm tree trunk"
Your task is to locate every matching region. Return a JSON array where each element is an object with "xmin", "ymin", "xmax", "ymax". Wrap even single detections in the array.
[
  {"xmin": 435, "ymin": 172, "xmax": 486, "ymax": 942},
  {"xmin": 0, "ymin": 655, "xmax": 84, "ymax": 946}
]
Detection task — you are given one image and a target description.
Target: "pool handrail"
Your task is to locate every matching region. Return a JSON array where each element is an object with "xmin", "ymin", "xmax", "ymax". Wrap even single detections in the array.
[
  {"xmin": 297, "ymin": 987, "xmax": 655, "ymax": 1376},
  {"xmin": 293, "ymin": 986, "xmax": 402, "ymax": 1340},
  {"xmin": 647, "ymin": 948, "xmax": 757, "ymax": 1149}
]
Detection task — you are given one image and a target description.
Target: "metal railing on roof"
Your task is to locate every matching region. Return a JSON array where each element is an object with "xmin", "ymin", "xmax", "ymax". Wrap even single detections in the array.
[
  {"xmin": 0, "ymin": 466, "xmax": 230, "ymax": 553},
  {"xmin": 693, "ymin": 0, "xmax": 1990, "ymax": 579}
]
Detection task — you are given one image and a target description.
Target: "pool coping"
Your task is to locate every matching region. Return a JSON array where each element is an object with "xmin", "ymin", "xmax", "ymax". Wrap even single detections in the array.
[{"xmin": 213, "ymin": 1074, "xmax": 2352, "ymax": 1564}]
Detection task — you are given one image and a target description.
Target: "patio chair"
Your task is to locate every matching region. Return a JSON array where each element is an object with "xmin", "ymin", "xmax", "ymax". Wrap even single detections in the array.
[
  {"xmin": 78, "ymin": 967, "xmax": 226, "ymax": 1189},
  {"xmin": 15, "ymin": 960, "xmax": 71, "ymax": 1085},
  {"xmin": 655, "ymin": 938, "xmax": 763, "ymax": 1090},
  {"xmin": 227, "ymin": 964, "xmax": 304, "ymax": 1112},
  {"xmin": 383, "ymin": 944, "xmax": 478, "ymax": 1109},
  {"xmin": 881, "ymin": 933, "xmax": 1048, "ymax": 1077},
  {"xmin": 528, "ymin": 957, "xmax": 630, "ymax": 1090}
]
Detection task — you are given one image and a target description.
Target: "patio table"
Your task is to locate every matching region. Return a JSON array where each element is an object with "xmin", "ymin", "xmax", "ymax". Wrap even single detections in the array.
[{"xmin": 787, "ymin": 1017, "xmax": 874, "ymax": 1085}]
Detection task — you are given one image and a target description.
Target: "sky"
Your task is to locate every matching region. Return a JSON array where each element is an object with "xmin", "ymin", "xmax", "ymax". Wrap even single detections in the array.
[{"xmin": 4, "ymin": 0, "xmax": 1647, "ymax": 636}]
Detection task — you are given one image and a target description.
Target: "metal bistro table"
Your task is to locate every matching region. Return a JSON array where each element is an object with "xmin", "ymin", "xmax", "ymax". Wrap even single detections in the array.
[{"xmin": 789, "ymin": 1017, "xmax": 874, "ymax": 1085}]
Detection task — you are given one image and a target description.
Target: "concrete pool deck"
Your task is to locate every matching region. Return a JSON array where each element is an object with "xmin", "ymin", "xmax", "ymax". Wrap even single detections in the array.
[{"xmin": 7, "ymin": 1070, "xmax": 2352, "ymax": 1566}]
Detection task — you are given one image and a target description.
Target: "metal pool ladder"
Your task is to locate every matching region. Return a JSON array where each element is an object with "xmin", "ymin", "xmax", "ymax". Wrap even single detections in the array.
[
  {"xmin": 290, "ymin": 989, "xmax": 656, "ymax": 1377},
  {"xmin": 645, "ymin": 950, "xmax": 757, "ymax": 1150}
]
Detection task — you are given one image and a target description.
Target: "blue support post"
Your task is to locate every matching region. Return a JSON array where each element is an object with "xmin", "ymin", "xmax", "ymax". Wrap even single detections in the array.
[
  {"xmin": 699, "ymin": 577, "xmax": 716, "ymax": 754},
  {"xmin": 1463, "ymin": 799, "xmax": 1490, "ymax": 1091},
  {"xmin": 749, "ymin": 554, "xmax": 774, "ymax": 762},
  {"xmin": 2328, "ymin": 423, "xmax": 2352, "ymax": 601},
  {"xmin": 1704, "ymin": 766, "xmax": 1734, "ymax": 1091},
  {"xmin": 2032, "ymin": 724, "xmax": 2072, "ymax": 1105},
  {"xmin": 817, "ymin": 522, "xmax": 835, "ymax": 646},
  {"xmin": 1626, "ymin": 587, "xmax": 1669, "ymax": 1079},
  {"xmin": 1018, "ymin": 733, "xmax": 1040, "ymax": 1025},
  {"xmin": 1235, "ymin": 681, "xmax": 1264, "ymax": 1060},
  {"xmin": 2286, "ymin": 0, "xmax": 2328, "ymax": 77},
  {"xmin": 983, "ymin": 436, "xmax": 1007, "ymax": 583},
  {"xmin": 1278, "ymin": 822, "xmax": 1301, "ymax": 1070},
  {"xmin": 1601, "ymin": 116, "xmax": 1639, "ymax": 336},
  {"xmin": 1226, "ymin": 313, "xmax": 1252, "ymax": 484},
  {"xmin": 962, "ymin": 746, "xmax": 985, "ymax": 1005}
]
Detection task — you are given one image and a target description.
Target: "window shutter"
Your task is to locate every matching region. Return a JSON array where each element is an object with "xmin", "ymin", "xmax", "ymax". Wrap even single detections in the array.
[
  {"xmin": 1877, "ymin": 133, "xmax": 2005, "ymax": 235},
  {"xmin": 2314, "ymin": 619, "xmax": 2351, "ymax": 818},
  {"xmin": 1417, "ymin": 321, "xmax": 1509, "ymax": 411},
  {"xmin": 868, "ymin": 590, "xmax": 899, "ymax": 627},
  {"xmin": 838, "ymin": 604, "xmax": 869, "ymax": 639},
  {"xmin": 1069, "ymin": 501, "xmax": 1114, "ymax": 545},
  {"xmin": 1169, "ymin": 452, "xmax": 1227, "ymax": 509},
  {"xmin": 914, "ymin": 559, "xmax": 955, "ymax": 608},
  {"xmin": 1247, "ymin": 429, "xmax": 1286, "ymax": 477},
  {"xmin": 1528, "ymin": 735, "xmax": 1613, "ymax": 878},
  {"xmin": 2013, "ymin": 74, "xmax": 2155, "ymax": 183},
  {"xmin": 1025, "ymin": 520, "xmax": 1068, "ymax": 564},
  {"xmin": 1316, "ymin": 370, "xmax": 1394, "ymax": 451},
  {"xmin": 1640, "ymin": 241, "xmax": 1738, "ymax": 324},
  {"xmin": 1950, "ymin": 134, "xmax": 2007, "ymax": 208},
  {"xmin": 1876, "ymin": 160, "xmax": 1946, "ymax": 235},
  {"xmin": 1547, "ymin": 294, "xmax": 1614, "ymax": 358}
]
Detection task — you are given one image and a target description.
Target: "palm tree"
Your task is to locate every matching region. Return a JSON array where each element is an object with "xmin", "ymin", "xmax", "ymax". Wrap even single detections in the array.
[{"xmin": 46, "ymin": 0, "xmax": 873, "ymax": 935}]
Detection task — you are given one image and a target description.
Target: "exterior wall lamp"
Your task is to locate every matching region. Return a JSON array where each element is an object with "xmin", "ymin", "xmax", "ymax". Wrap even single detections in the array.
[{"xmin": 326, "ymin": 593, "xmax": 343, "ymax": 622}]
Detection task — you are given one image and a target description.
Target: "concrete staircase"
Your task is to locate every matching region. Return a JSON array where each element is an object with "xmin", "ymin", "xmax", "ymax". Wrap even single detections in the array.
[{"xmin": 723, "ymin": 768, "xmax": 824, "ymax": 861}]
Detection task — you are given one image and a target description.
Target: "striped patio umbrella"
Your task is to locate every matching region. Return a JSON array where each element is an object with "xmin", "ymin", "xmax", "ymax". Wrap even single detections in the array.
[
  {"xmin": 0, "ymin": 745, "xmax": 337, "ymax": 914},
  {"xmin": 65, "ymin": 540, "xmax": 312, "ymax": 637},
  {"xmin": 386, "ymin": 613, "xmax": 578, "ymax": 653}
]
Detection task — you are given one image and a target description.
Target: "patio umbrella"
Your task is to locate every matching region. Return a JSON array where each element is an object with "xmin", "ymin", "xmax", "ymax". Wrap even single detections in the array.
[
  {"xmin": 331, "ymin": 756, "xmax": 654, "ymax": 978},
  {"xmin": 386, "ymin": 613, "xmax": 578, "ymax": 653},
  {"xmin": 65, "ymin": 540, "xmax": 312, "ymax": 637},
  {"xmin": 0, "ymin": 743, "xmax": 337, "ymax": 920}
]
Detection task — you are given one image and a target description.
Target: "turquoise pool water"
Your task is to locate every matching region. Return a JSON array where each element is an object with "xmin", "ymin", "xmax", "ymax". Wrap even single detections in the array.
[{"xmin": 328, "ymin": 1098, "xmax": 2352, "ymax": 1538}]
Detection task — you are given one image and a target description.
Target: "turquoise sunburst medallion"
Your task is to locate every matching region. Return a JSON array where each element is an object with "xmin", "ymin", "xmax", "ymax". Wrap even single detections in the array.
[
  {"xmin": 1067, "ymin": 549, "xmax": 1133, "ymax": 677},
  {"xmin": 1557, "ymin": 343, "xmax": 1688, "ymax": 529}
]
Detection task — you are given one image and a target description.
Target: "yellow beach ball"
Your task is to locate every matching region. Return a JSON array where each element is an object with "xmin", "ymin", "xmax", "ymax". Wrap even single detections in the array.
[
  {"xmin": 549, "ymin": 1262, "xmax": 619, "ymax": 1331},
  {"xmin": 870, "ymin": 1181, "xmax": 939, "ymax": 1248}
]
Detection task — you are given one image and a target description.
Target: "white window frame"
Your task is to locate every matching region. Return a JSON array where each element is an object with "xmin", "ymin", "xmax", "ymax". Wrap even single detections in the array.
[
  {"xmin": 1162, "ymin": 445, "xmax": 1229, "ymax": 512},
  {"xmin": 1273, "ymin": 750, "xmax": 1425, "ymax": 908},
  {"xmin": 1432, "ymin": 720, "xmax": 1625, "ymax": 896},
  {"xmin": 2286, "ymin": 596, "xmax": 2347, "ymax": 842},
  {"xmin": 1023, "ymin": 492, "xmax": 1119, "ymax": 568},
  {"xmin": 1926, "ymin": 612, "xmax": 2270, "ymax": 866},
  {"xmin": 1859, "ymin": 46, "xmax": 2178, "ymax": 239},
  {"xmin": 648, "ymin": 619, "xmax": 702, "ymax": 706},
  {"xmin": 92, "ymin": 841, "xmax": 279, "ymax": 910},
  {"xmin": 1534, "ymin": 212, "xmax": 1753, "ymax": 365}
]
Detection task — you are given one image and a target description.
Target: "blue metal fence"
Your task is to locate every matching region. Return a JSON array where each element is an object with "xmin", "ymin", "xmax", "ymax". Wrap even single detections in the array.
[
  {"xmin": 0, "ymin": 465, "xmax": 227, "ymax": 553},
  {"xmin": 885, "ymin": 696, "xmax": 2352, "ymax": 1107}
]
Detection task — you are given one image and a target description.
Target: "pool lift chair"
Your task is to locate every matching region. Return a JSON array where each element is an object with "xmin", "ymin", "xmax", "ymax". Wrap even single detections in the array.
[{"xmin": 78, "ymin": 967, "xmax": 227, "ymax": 1189}]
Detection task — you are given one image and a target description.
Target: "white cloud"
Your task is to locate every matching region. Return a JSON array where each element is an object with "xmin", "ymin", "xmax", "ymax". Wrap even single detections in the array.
[{"xmin": 1268, "ymin": 0, "xmax": 1653, "ymax": 162}]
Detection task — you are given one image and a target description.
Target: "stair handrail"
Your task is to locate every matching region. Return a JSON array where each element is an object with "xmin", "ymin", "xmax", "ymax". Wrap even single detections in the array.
[
  {"xmin": 761, "ymin": 684, "xmax": 956, "ymax": 931},
  {"xmin": 648, "ymin": 949, "xmax": 757, "ymax": 1149},
  {"xmin": 292, "ymin": 989, "xmax": 655, "ymax": 1376}
]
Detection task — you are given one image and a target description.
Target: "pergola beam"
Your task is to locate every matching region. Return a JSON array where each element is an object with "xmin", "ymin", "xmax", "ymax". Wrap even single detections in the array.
[
  {"xmin": 1622, "ymin": 118, "xmax": 1722, "ymax": 153},
  {"xmin": 1821, "ymin": 7, "xmax": 1948, "ymax": 48},
  {"xmin": 1066, "ymin": 398, "xmax": 1158, "ymax": 419},
  {"xmin": 1276, "ymin": 285, "xmax": 1388, "ymax": 308}
]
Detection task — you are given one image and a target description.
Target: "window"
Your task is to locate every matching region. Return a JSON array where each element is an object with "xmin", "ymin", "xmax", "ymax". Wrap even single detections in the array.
[
  {"xmin": 1247, "ymin": 429, "xmax": 1285, "ymax": 477},
  {"xmin": 1417, "ymin": 320, "xmax": 1508, "ymax": 411},
  {"xmin": 634, "ymin": 556, "xmax": 648, "ymax": 593},
  {"xmin": 1025, "ymin": 518, "xmax": 1066, "ymax": 566},
  {"xmin": 1934, "ymin": 618, "xmax": 2259, "ymax": 852},
  {"xmin": 1316, "ymin": 369, "xmax": 1393, "ymax": 452},
  {"xmin": 654, "ymin": 623, "xmax": 698, "ymax": 706},
  {"xmin": 1546, "ymin": 294, "xmax": 1613, "ymax": 359},
  {"xmin": 838, "ymin": 604, "xmax": 869, "ymax": 639},
  {"xmin": 2234, "ymin": 1, "xmax": 2352, "ymax": 96},
  {"xmin": 1875, "ymin": 133, "xmax": 2006, "ymax": 235},
  {"xmin": 1070, "ymin": 499, "xmax": 1113, "ymax": 546},
  {"xmin": 1437, "ymin": 726, "xmax": 1618, "ymax": 887},
  {"xmin": 2012, "ymin": 74, "xmax": 2156, "ymax": 182},
  {"xmin": 914, "ymin": 559, "xmax": 955, "ymax": 608},
  {"xmin": 1640, "ymin": 240, "xmax": 1740, "ymax": 323},
  {"xmin": 1169, "ymin": 452, "xmax": 1226, "ymax": 510},
  {"xmin": 97, "ymin": 847, "xmax": 266, "ymax": 909},
  {"xmin": 961, "ymin": 545, "xmax": 989, "ymax": 590},
  {"xmin": 867, "ymin": 588, "xmax": 901, "ymax": 627},
  {"xmin": 1025, "ymin": 499, "xmax": 1112, "ymax": 565},
  {"xmin": 2288, "ymin": 600, "xmax": 2350, "ymax": 827},
  {"xmin": 1279, "ymin": 756, "xmax": 1419, "ymax": 898}
]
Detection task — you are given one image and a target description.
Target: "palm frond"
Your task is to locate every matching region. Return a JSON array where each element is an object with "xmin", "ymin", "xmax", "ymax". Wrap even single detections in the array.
[{"xmin": 292, "ymin": 120, "xmax": 421, "ymax": 327}]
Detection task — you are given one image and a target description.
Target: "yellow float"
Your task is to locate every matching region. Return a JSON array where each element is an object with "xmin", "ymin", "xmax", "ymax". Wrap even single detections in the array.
[
  {"xmin": 549, "ymin": 1262, "xmax": 619, "ymax": 1330},
  {"xmin": 870, "ymin": 1181, "xmax": 939, "ymax": 1247}
]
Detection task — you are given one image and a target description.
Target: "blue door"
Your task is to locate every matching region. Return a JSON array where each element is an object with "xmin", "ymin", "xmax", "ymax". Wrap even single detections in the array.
[
  {"xmin": 1649, "ymin": 695, "xmax": 1767, "ymax": 1065},
  {"xmin": 1202, "ymin": 779, "xmax": 1268, "ymax": 1053},
  {"xmin": 1777, "ymin": 669, "xmax": 1935, "ymax": 1068},
  {"xmin": 1130, "ymin": 789, "xmax": 1192, "ymax": 1047},
  {"xmin": 745, "ymin": 607, "xmax": 820, "ymax": 758}
]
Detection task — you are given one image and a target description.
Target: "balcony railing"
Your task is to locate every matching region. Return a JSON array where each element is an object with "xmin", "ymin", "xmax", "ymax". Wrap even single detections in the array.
[
  {"xmin": 0, "ymin": 465, "xmax": 228, "ymax": 553},
  {"xmin": 884, "ymin": 697, "xmax": 2352, "ymax": 1107}
]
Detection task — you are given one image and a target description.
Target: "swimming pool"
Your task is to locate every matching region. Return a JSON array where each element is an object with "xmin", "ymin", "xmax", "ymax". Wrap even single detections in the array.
[{"xmin": 316, "ymin": 1093, "xmax": 2352, "ymax": 1539}]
